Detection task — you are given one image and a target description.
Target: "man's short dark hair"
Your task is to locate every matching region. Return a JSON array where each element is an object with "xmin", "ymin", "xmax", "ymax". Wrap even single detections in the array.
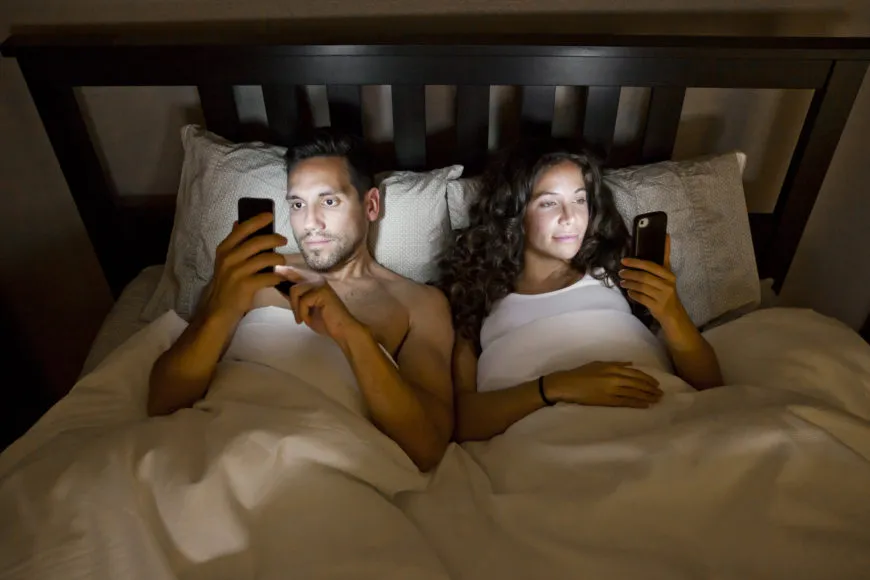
[{"xmin": 285, "ymin": 129, "xmax": 374, "ymax": 197}]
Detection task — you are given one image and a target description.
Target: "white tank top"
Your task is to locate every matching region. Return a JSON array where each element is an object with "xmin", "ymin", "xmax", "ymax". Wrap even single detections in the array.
[{"xmin": 479, "ymin": 272, "xmax": 671, "ymax": 374}]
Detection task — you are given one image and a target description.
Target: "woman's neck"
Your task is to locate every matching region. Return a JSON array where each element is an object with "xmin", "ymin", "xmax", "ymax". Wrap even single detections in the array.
[{"xmin": 515, "ymin": 253, "xmax": 583, "ymax": 295}]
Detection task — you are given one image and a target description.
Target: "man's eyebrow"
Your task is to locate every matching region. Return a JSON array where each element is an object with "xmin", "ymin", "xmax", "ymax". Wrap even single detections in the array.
[{"xmin": 286, "ymin": 189, "xmax": 346, "ymax": 200}]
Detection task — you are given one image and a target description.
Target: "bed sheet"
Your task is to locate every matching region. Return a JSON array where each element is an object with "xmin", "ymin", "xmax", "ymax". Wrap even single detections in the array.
[
  {"xmin": 80, "ymin": 265, "xmax": 164, "ymax": 377},
  {"xmin": 4, "ymin": 305, "xmax": 869, "ymax": 579}
]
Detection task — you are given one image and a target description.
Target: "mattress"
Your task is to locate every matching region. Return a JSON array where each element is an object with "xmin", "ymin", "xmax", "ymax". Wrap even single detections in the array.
[{"xmin": 80, "ymin": 265, "xmax": 165, "ymax": 377}]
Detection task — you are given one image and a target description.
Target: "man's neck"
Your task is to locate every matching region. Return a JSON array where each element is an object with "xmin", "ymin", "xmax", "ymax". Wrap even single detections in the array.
[{"xmin": 321, "ymin": 246, "xmax": 377, "ymax": 282}]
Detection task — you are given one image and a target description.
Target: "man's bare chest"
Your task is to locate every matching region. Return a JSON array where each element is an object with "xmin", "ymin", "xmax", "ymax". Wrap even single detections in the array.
[{"xmin": 335, "ymin": 284, "xmax": 411, "ymax": 357}]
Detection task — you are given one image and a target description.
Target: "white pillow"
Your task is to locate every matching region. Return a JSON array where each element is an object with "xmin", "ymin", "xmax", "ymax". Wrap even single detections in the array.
[
  {"xmin": 373, "ymin": 165, "xmax": 463, "ymax": 284},
  {"xmin": 445, "ymin": 152, "xmax": 759, "ymax": 328},
  {"xmin": 142, "ymin": 125, "xmax": 462, "ymax": 321}
]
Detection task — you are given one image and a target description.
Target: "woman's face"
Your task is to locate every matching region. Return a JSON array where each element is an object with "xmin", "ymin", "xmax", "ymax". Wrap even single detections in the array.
[{"xmin": 523, "ymin": 160, "xmax": 590, "ymax": 262}]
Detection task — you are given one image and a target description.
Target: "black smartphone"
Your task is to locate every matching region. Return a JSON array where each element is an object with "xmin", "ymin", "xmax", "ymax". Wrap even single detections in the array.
[
  {"xmin": 237, "ymin": 197, "xmax": 294, "ymax": 294},
  {"xmin": 631, "ymin": 211, "xmax": 668, "ymax": 266},
  {"xmin": 237, "ymin": 197, "xmax": 275, "ymax": 244}
]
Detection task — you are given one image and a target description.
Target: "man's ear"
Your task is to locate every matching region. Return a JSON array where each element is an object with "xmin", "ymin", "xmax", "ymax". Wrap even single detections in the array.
[{"xmin": 363, "ymin": 186, "xmax": 380, "ymax": 223}]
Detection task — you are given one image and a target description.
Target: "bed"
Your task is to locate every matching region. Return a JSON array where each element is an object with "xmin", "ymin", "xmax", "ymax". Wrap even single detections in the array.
[{"xmin": 2, "ymin": 29, "xmax": 870, "ymax": 580}]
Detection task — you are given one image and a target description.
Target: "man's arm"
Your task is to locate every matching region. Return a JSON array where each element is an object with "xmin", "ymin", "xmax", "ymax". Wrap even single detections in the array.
[
  {"xmin": 148, "ymin": 310, "xmax": 238, "ymax": 416},
  {"xmin": 288, "ymin": 282, "xmax": 454, "ymax": 471},
  {"xmin": 338, "ymin": 288, "xmax": 453, "ymax": 471},
  {"xmin": 148, "ymin": 214, "xmax": 287, "ymax": 416}
]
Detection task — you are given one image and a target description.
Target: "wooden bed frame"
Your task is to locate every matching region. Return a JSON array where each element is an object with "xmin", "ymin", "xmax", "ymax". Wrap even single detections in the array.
[{"xmin": 2, "ymin": 30, "xmax": 869, "ymax": 314}]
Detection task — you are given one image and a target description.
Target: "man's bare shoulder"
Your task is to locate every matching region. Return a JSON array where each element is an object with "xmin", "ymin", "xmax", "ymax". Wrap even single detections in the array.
[{"xmin": 374, "ymin": 267, "xmax": 450, "ymax": 324}]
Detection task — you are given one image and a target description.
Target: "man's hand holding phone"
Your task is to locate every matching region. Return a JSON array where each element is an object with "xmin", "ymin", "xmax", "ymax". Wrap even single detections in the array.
[{"xmin": 199, "ymin": 213, "xmax": 287, "ymax": 325}]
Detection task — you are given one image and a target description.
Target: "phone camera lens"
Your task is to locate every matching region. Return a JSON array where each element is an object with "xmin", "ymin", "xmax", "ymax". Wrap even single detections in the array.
[{"xmin": 639, "ymin": 218, "xmax": 649, "ymax": 228}]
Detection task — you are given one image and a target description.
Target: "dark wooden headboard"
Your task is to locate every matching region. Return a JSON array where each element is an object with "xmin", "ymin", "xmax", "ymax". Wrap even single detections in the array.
[{"xmin": 2, "ymin": 31, "xmax": 869, "ymax": 299}]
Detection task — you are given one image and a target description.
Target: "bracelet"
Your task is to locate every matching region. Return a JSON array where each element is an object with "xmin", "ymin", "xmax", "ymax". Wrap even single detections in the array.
[{"xmin": 538, "ymin": 375, "xmax": 555, "ymax": 406}]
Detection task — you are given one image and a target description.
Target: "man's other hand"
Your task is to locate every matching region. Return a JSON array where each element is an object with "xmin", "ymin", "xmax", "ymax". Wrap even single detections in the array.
[{"xmin": 282, "ymin": 269, "xmax": 362, "ymax": 343}]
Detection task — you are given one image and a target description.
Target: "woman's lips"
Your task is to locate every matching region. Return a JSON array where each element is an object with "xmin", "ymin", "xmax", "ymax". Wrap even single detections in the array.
[{"xmin": 553, "ymin": 235, "xmax": 580, "ymax": 242}]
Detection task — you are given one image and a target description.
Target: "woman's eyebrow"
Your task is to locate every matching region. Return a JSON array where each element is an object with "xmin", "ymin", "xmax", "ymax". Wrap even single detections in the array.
[
  {"xmin": 532, "ymin": 188, "xmax": 586, "ymax": 199},
  {"xmin": 531, "ymin": 190, "xmax": 557, "ymax": 199}
]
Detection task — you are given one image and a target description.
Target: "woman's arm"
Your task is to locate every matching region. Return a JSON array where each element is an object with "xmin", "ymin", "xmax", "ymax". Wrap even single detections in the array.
[
  {"xmin": 452, "ymin": 337, "xmax": 663, "ymax": 442},
  {"xmin": 619, "ymin": 235, "xmax": 723, "ymax": 390},
  {"xmin": 659, "ymin": 317, "xmax": 723, "ymax": 391},
  {"xmin": 453, "ymin": 336, "xmax": 547, "ymax": 442}
]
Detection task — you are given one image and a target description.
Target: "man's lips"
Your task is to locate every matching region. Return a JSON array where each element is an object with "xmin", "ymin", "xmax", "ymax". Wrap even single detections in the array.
[{"xmin": 304, "ymin": 238, "xmax": 332, "ymax": 246}]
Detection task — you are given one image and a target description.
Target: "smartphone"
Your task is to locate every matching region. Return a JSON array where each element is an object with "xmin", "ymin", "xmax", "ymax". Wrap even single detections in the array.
[
  {"xmin": 238, "ymin": 197, "xmax": 275, "ymax": 243},
  {"xmin": 237, "ymin": 197, "xmax": 294, "ymax": 294},
  {"xmin": 631, "ymin": 211, "xmax": 668, "ymax": 266}
]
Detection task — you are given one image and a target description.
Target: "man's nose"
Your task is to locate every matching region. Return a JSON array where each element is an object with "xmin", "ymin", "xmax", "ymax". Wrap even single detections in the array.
[{"xmin": 303, "ymin": 206, "xmax": 324, "ymax": 230}]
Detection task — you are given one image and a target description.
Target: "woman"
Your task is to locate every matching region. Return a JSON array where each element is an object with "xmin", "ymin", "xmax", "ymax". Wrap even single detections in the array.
[{"xmin": 439, "ymin": 139, "xmax": 723, "ymax": 442}]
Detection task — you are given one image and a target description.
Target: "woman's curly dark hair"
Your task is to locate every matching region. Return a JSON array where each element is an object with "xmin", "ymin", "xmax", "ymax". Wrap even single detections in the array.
[{"xmin": 438, "ymin": 138, "xmax": 632, "ymax": 348}]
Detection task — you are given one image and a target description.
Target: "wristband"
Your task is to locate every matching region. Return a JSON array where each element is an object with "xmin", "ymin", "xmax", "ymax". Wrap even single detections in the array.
[{"xmin": 539, "ymin": 375, "xmax": 555, "ymax": 406}]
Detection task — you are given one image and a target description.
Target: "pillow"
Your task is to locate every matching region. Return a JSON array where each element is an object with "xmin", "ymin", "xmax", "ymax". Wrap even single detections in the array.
[
  {"xmin": 142, "ymin": 126, "xmax": 292, "ymax": 322},
  {"xmin": 445, "ymin": 152, "xmax": 759, "ymax": 328},
  {"xmin": 373, "ymin": 165, "xmax": 463, "ymax": 284},
  {"xmin": 142, "ymin": 125, "xmax": 463, "ymax": 321}
]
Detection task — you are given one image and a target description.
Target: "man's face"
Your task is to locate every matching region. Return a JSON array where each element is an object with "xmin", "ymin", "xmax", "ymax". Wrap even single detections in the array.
[{"xmin": 287, "ymin": 156, "xmax": 378, "ymax": 271}]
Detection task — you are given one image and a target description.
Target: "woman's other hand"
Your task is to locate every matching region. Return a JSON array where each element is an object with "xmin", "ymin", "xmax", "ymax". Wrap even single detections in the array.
[{"xmin": 545, "ymin": 361, "xmax": 663, "ymax": 408}]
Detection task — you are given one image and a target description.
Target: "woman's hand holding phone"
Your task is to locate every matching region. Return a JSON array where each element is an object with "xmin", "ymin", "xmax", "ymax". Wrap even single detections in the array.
[
  {"xmin": 199, "ymin": 213, "xmax": 287, "ymax": 324},
  {"xmin": 544, "ymin": 361, "xmax": 663, "ymax": 408},
  {"xmin": 619, "ymin": 235, "xmax": 689, "ymax": 327}
]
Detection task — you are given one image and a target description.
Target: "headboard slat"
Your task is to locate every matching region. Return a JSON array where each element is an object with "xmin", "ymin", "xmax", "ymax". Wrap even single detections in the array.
[
  {"xmin": 197, "ymin": 85, "xmax": 240, "ymax": 142},
  {"xmin": 641, "ymin": 86, "xmax": 686, "ymax": 164},
  {"xmin": 455, "ymin": 85, "xmax": 490, "ymax": 173},
  {"xmin": 326, "ymin": 84, "xmax": 363, "ymax": 136},
  {"xmin": 392, "ymin": 84, "xmax": 427, "ymax": 170},
  {"xmin": 583, "ymin": 86, "xmax": 621, "ymax": 160},
  {"xmin": 768, "ymin": 59, "xmax": 869, "ymax": 292},
  {"xmin": 18, "ymin": 68, "xmax": 127, "ymax": 296},
  {"xmin": 521, "ymin": 85, "xmax": 556, "ymax": 137},
  {"xmin": 262, "ymin": 84, "xmax": 302, "ymax": 146}
]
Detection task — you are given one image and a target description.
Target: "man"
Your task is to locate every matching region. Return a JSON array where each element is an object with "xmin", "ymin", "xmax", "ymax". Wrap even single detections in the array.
[{"xmin": 147, "ymin": 132, "xmax": 454, "ymax": 472}]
